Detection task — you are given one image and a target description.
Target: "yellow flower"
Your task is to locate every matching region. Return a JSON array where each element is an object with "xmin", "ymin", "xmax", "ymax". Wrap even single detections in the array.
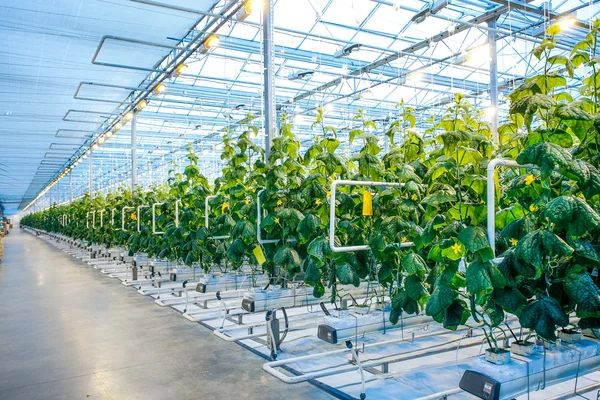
[
  {"xmin": 277, "ymin": 200, "xmax": 283, "ymax": 206},
  {"xmin": 401, "ymin": 236, "xmax": 408, "ymax": 243},
  {"xmin": 274, "ymin": 218, "xmax": 280, "ymax": 224},
  {"xmin": 451, "ymin": 242, "xmax": 462, "ymax": 254},
  {"xmin": 524, "ymin": 174, "xmax": 535, "ymax": 186},
  {"xmin": 130, "ymin": 212, "xmax": 137, "ymax": 221},
  {"xmin": 509, "ymin": 238, "xmax": 518, "ymax": 246},
  {"xmin": 577, "ymin": 192, "xmax": 586, "ymax": 200},
  {"xmin": 244, "ymin": 198, "xmax": 251, "ymax": 205},
  {"xmin": 411, "ymin": 193, "xmax": 418, "ymax": 201},
  {"xmin": 529, "ymin": 204, "xmax": 538, "ymax": 212},
  {"xmin": 326, "ymin": 191, "xmax": 331, "ymax": 198},
  {"xmin": 222, "ymin": 202, "xmax": 229, "ymax": 212},
  {"xmin": 315, "ymin": 199, "xmax": 322, "ymax": 206}
]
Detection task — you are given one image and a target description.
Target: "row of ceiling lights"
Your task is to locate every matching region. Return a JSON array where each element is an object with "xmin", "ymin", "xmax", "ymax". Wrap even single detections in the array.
[{"xmin": 22, "ymin": 33, "xmax": 226, "ymax": 212}]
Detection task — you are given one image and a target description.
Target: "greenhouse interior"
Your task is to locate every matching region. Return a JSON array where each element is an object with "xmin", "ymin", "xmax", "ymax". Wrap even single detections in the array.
[{"xmin": 2, "ymin": 0, "xmax": 600, "ymax": 399}]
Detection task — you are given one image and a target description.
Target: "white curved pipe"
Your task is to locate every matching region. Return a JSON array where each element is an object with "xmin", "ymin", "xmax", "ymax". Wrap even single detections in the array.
[{"xmin": 329, "ymin": 180, "xmax": 413, "ymax": 253}]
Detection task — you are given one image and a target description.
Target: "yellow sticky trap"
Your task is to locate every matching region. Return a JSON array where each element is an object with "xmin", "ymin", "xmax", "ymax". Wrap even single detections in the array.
[
  {"xmin": 253, "ymin": 245, "xmax": 266, "ymax": 265},
  {"xmin": 362, "ymin": 191, "xmax": 373, "ymax": 216},
  {"xmin": 131, "ymin": 212, "xmax": 137, "ymax": 221}
]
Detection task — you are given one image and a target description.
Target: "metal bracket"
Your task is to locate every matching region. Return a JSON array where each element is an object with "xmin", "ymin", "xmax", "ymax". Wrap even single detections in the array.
[
  {"xmin": 329, "ymin": 180, "xmax": 414, "ymax": 253},
  {"xmin": 122, "ymin": 207, "xmax": 134, "ymax": 231},
  {"xmin": 111, "ymin": 208, "xmax": 118, "ymax": 228},
  {"xmin": 152, "ymin": 203, "xmax": 165, "ymax": 235}
]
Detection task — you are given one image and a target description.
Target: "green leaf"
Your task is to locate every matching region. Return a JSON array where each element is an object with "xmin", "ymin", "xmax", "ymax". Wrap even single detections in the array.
[
  {"xmin": 515, "ymin": 230, "xmax": 573, "ymax": 269},
  {"xmin": 443, "ymin": 300, "xmax": 467, "ymax": 330},
  {"xmin": 307, "ymin": 237, "xmax": 329, "ymax": 265},
  {"xmin": 458, "ymin": 226, "xmax": 493, "ymax": 261},
  {"xmin": 519, "ymin": 296, "xmax": 569, "ymax": 341},
  {"xmin": 402, "ymin": 252, "xmax": 428, "ymax": 278},
  {"xmin": 542, "ymin": 196, "xmax": 600, "ymax": 236},
  {"xmin": 563, "ymin": 272, "xmax": 600, "ymax": 313},
  {"xmin": 296, "ymin": 214, "xmax": 320, "ymax": 243},
  {"xmin": 466, "ymin": 260, "xmax": 494, "ymax": 298},
  {"xmin": 304, "ymin": 259, "xmax": 321, "ymax": 287},
  {"xmin": 426, "ymin": 284, "xmax": 456, "ymax": 317},
  {"xmin": 337, "ymin": 263, "xmax": 360, "ymax": 287},
  {"xmin": 516, "ymin": 142, "xmax": 573, "ymax": 178},
  {"xmin": 579, "ymin": 317, "xmax": 600, "ymax": 329},
  {"xmin": 405, "ymin": 275, "xmax": 429, "ymax": 305},
  {"xmin": 274, "ymin": 246, "xmax": 302, "ymax": 268},
  {"xmin": 493, "ymin": 287, "xmax": 528, "ymax": 314},
  {"xmin": 422, "ymin": 190, "xmax": 457, "ymax": 207}
]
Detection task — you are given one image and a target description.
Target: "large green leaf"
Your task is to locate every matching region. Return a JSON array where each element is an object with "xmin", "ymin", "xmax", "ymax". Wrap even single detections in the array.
[
  {"xmin": 515, "ymin": 230, "xmax": 573, "ymax": 269},
  {"xmin": 337, "ymin": 263, "xmax": 360, "ymax": 287},
  {"xmin": 274, "ymin": 246, "xmax": 301, "ymax": 268},
  {"xmin": 296, "ymin": 214, "xmax": 320, "ymax": 243},
  {"xmin": 402, "ymin": 252, "xmax": 428, "ymax": 278},
  {"xmin": 542, "ymin": 196, "xmax": 600, "ymax": 236},
  {"xmin": 443, "ymin": 300, "xmax": 468, "ymax": 330},
  {"xmin": 563, "ymin": 271, "xmax": 600, "ymax": 313},
  {"xmin": 466, "ymin": 260, "xmax": 493, "ymax": 298},
  {"xmin": 458, "ymin": 226, "xmax": 493, "ymax": 261},
  {"xmin": 516, "ymin": 142, "xmax": 573, "ymax": 178},
  {"xmin": 405, "ymin": 275, "xmax": 429, "ymax": 305},
  {"xmin": 426, "ymin": 283, "xmax": 456, "ymax": 317},
  {"xmin": 493, "ymin": 287, "xmax": 528, "ymax": 314},
  {"xmin": 519, "ymin": 296, "xmax": 569, "ymax": 341}
]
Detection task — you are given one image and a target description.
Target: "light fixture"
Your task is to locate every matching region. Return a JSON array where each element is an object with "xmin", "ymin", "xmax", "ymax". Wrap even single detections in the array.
[
  {"xmin": 485, "ymin": 106, "xmax": 497, "ymax": 119},
  {"xmin": 236, "ymin": 0, "xmax": 255, "ymax": 22},
  {"xmin": 201, "ymin": 35, "xmax": 220, "ymax": 54},
  {"xmin": 92, "ymin": 144, "xmax": 99, "ymax": 150},
  {"xmin": 82, "ymin": 154, "xmax": 87, "ymax": 159},
  {"xmin": 323, "ymin": 103, "xmax": 333, "ymax": 112},
  {"xmin": 106, "ymin": 131, "xmax": 113, "ymax": 138},
  {"xmin": 288, "ymin": 70, "xmax": 315, "ymax": 80},
  {"xmin": 124, "ymin": 111, "xmax": 134, "ymax": 122},
  {"xmin": 406, "ymin": 71, "xmax": 424, "ymax": 84},
  {"xmin": 293, "ymin": 115, "xmax": 303, "ymax": 124},
  {"xmin": 557, "ymin": 16, "xmax": 576, "ymax": 31},
  {"xmin": 86, "ymin": 150, "xmax": 91, "ymax": 155},
  {"xmin": 411, "ymin": 0, "xmax": 449, "ymax": 24},
  {"xmin": 174, "ymin": 64, "xmax": 189, "ymax": 77},
  {"xmin": 154, "ymin": 83, "xmax": 166, "ymax": 95},
  {"xmin": 137, "ymin": 99, "xmax": 148, "ymax": 110},
  {"xmin": 97, "ymin": 136, "xmax": 105, "ymax": 145},
  {"xmin": 114, "ymin": 121, "xmax": 123, "ymax": 131},
  {"xmin": 334, "ymin": 43, "xmax": 362, "ymax": 59}
]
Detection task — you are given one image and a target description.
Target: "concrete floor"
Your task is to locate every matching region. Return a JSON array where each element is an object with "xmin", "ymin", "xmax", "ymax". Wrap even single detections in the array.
[{"xmin": 0, "ymin": 229, "xmax": 333, "ymax": 400}]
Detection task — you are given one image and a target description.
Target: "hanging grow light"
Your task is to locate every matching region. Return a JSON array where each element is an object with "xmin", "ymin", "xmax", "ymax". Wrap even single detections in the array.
[
  {"xmin": 200, "ymin": 35, "xmax": 220, "ymax": 54},
  {"xmin": 236, "ymin": 0, "xmax": 256, "ymax": 22}
]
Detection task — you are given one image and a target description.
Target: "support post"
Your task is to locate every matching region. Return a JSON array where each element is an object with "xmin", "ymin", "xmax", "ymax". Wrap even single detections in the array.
[
  {"xmin": 488, "ymin": 17, "xmax": 499, "ymax": 144},
  {"xmin": 263, "ymin": 0, "xmax": 275, "ymax": 164},
  {"xmin": 131, "ymin": 114, "xmax": 137, "ymax": 191},
  {"xmin": 89, "ymin": 150, "xmax": 93, "ymax": 198},
  {"xmin": 69, "ymin": 171, "xmax": 73, "ymax": 203}
]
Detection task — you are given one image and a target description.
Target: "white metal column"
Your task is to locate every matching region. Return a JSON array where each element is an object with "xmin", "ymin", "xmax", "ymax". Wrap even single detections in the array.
[
  {"xmin": 69, "ymin": 171, "xmax": 73, "ymax": 203},
  {"xmin": 263, "ymin": 0, "xmax": 275, "ymax": 164},
  {"xmin": 132, "ymin": 114, "xmax": 138, "ymax": 190},
  {"xmin": 488, "ymin": 18, "xmax": 499, "ymax": 143},
  {"xmin": 89, "ymin": 150, "xmax": 93, "ymax": 198}
]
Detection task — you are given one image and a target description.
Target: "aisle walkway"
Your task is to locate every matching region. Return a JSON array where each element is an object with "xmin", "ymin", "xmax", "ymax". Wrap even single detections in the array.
[{"xmin": 0, "ymin": 229, "xmax": 332, "ymax": 400}]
